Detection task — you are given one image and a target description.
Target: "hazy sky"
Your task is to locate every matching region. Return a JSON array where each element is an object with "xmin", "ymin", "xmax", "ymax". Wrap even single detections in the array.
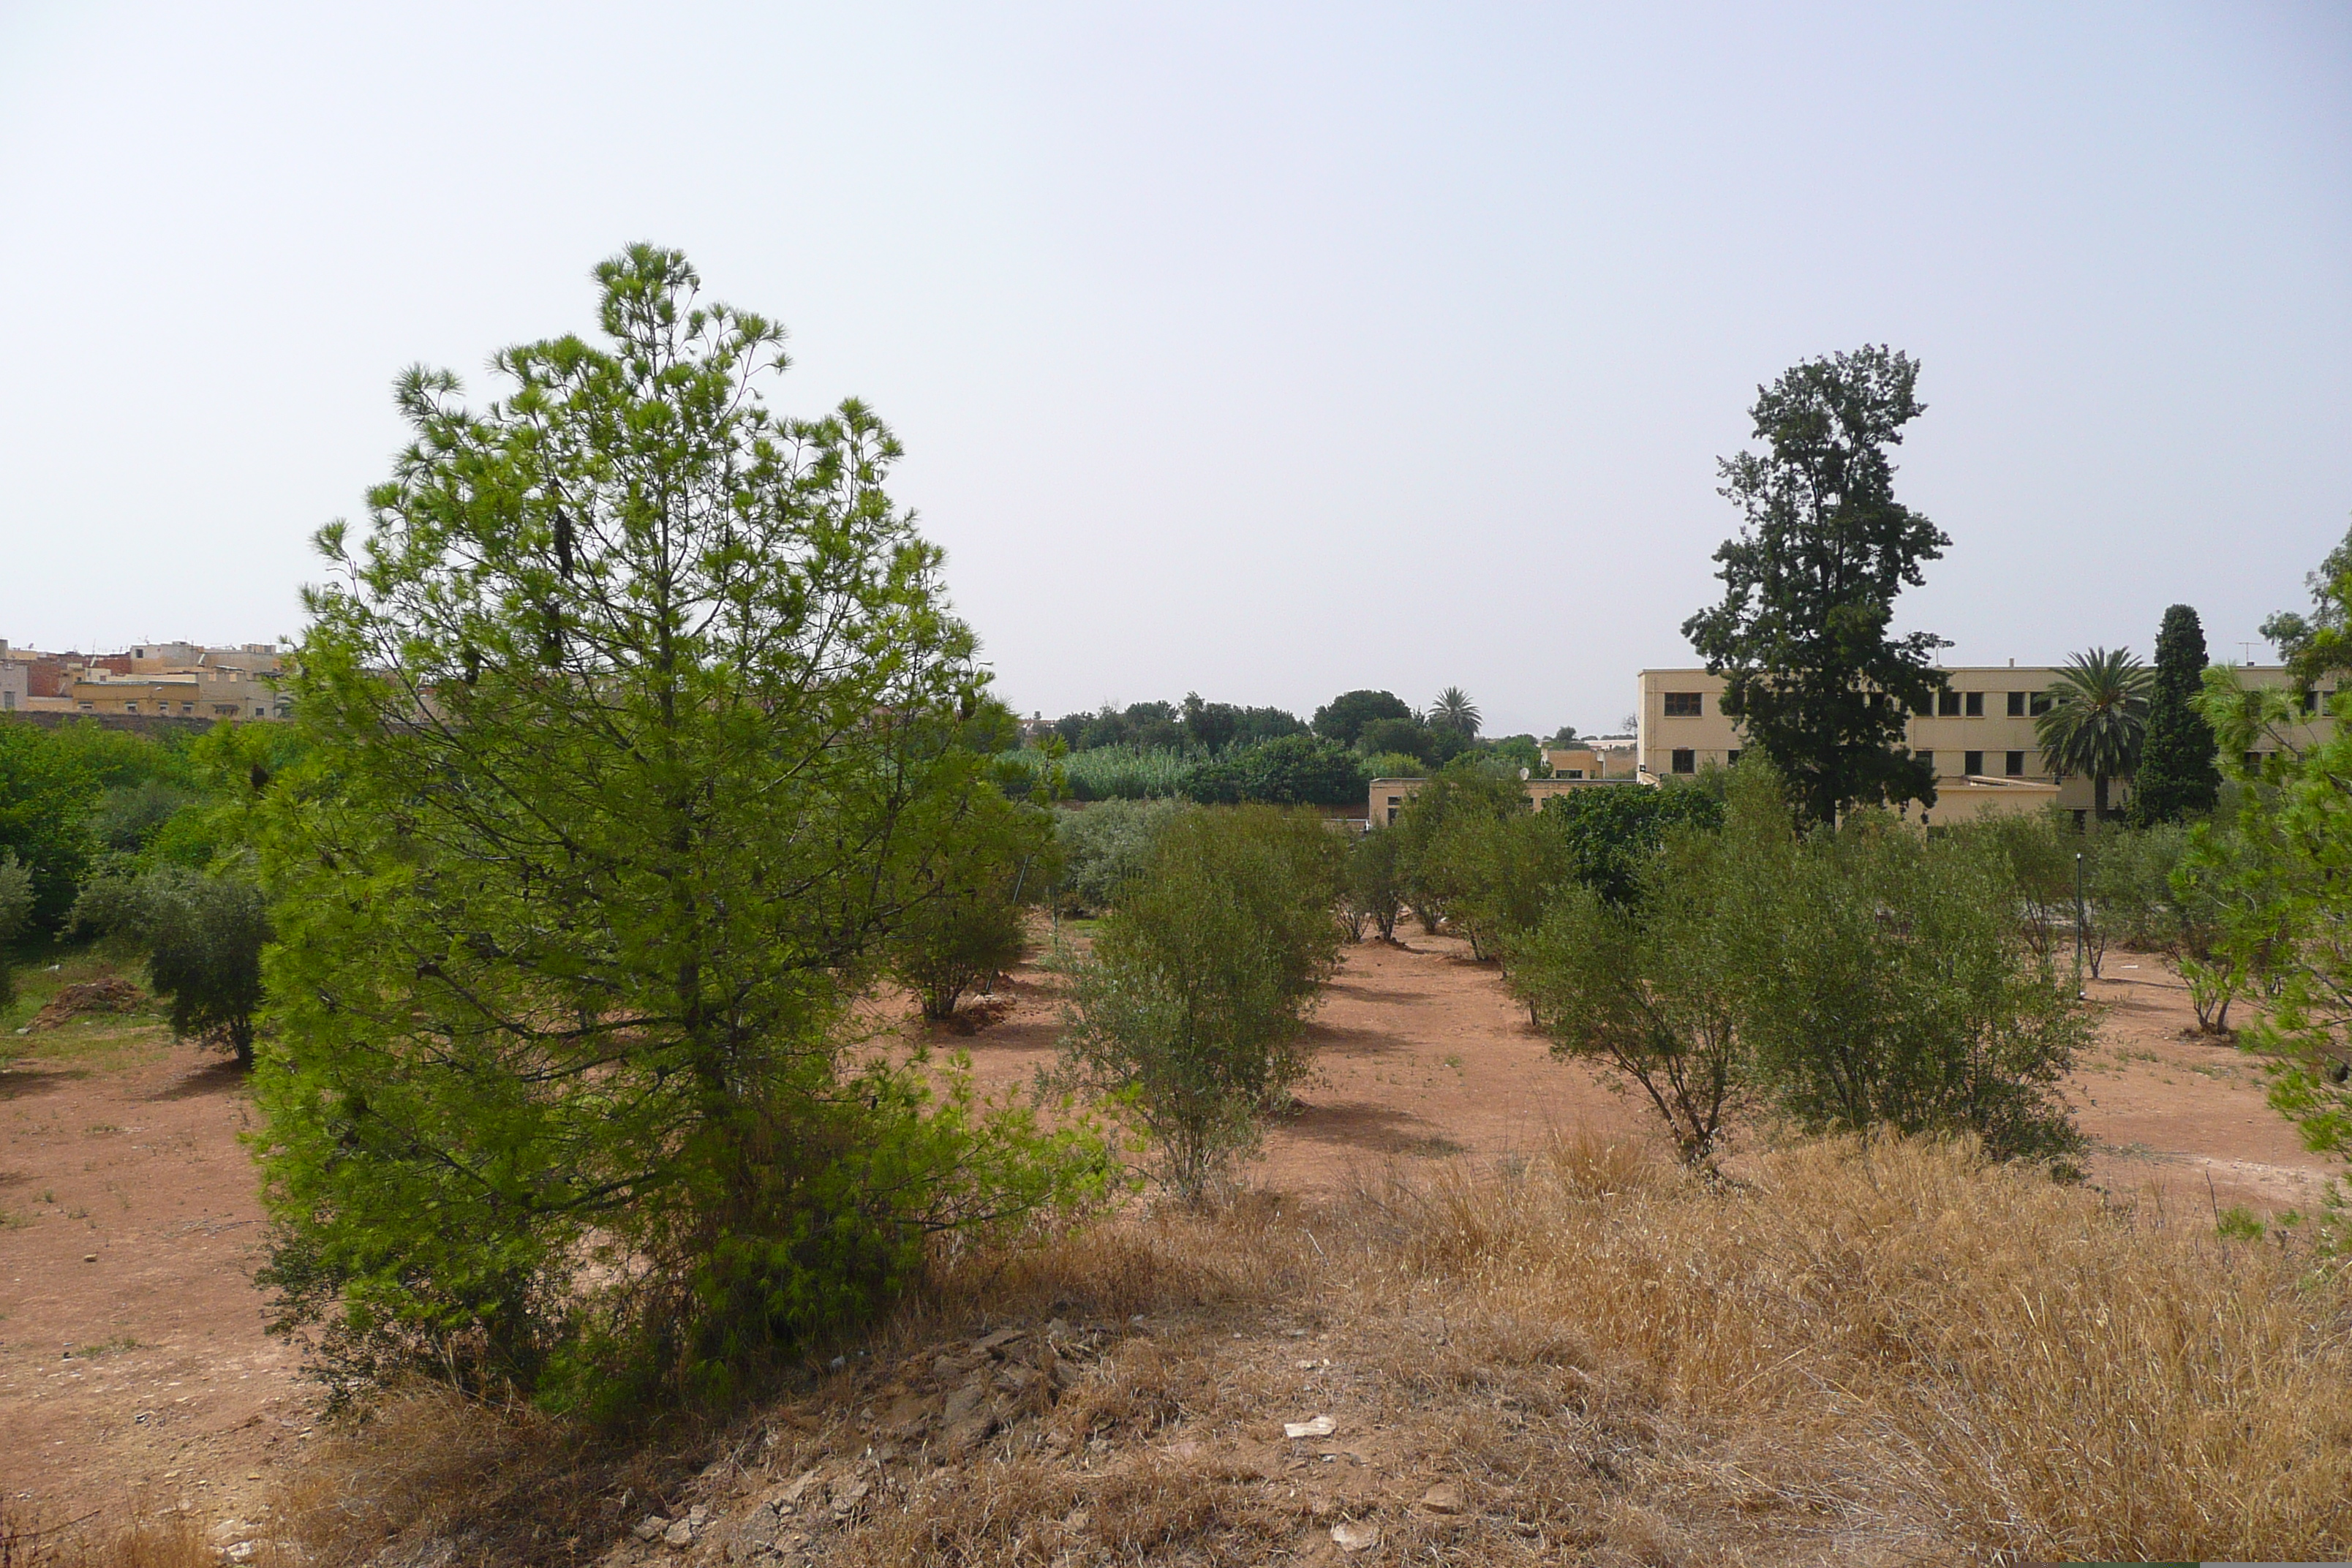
[{"xmin": 3, "ymin": 4, "xmax": 2348, "ymax": 736}]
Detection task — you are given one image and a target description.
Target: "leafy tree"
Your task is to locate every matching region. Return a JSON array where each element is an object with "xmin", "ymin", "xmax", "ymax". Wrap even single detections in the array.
[
  {"xmin": 1229, "ymin": 704, "xmax": 1307, "ymax": 747},
  {"xmin": 1428, "ymin": 686, "xmax": 1481, "ymax": 739},
  {"xmin": 1343, "ymin": 826, "xmax": 1405, "ymax": 942},
  {"xmin": 1388, "ymin": 764, "xmax": 1527, "ymax": 936},
  {"xmin": 91, "ymin": 780, "xmax": 203, "ymax": 856},
  {"xmin": 2036, "ymin": 647, "xmax": 2153, "ymax": 823},
  {"xmin": 1360, "ymin": 750, "xmax": 1429, "ymax": 780},
  {"xmin": 1428, "ymin": 804, "xmax": 1564, "ymax": 961},
  {"xmin": 2130, "ymin": 606, "xmax": 2223, "ymax": 826},
  {"xmin": 250, "ymin": 246, "xmax": 1104, "ymax": 1407},
  {"xmin": 1727, "ymin": 780, "xmax": 2089, "ymax": 1164},
  {"xmin": 1544, "ymin": 724, "xmax": 1580, "ymax": 747},
  {"xmin": 1180, "ymin": 734, "xmax": 1366, "ymax": 807},
  {"xmin": 1054, "ymin": 798, "xmax": 1185, "ymax": 915},
  {"xmin": 1681, "ymin": 346, "xmax": 1950, "ymax": 827},
  {"xmin": 1180, "ymin": 693, "xmax": 1238, "ymax": 753},
  {"xmin": 73, "ymin": 867, "xmax": 268, "ymax": 1066},
  {"xmin": 1485, "ymin": 734, "xmax": 1544, "ymax": 775},
  {"xmin": 889, "ymin": 792, "xmax": 1055, "ymax": 1021},
  {"xmin": 1311, "ymin": 689, "xmax": 1414, "ymax": 747},
  {"xmin": 1054, "ymin": 807, "xmax": 1346, "ymax": 1200},
  {"xmin": 1357, "ymin": 716, "xmax": 1436, "ymax": 764},
  {"xmin": 1508, "ymin": 827, "xmax": 1745, "ymax": 1168},
  {"xmin": 0, "ymin": 851, "xmax": 32, "ymax": 1011},
  {"xmin": 1537, "ymin": 782, "xmax": 1723, "ymax": 905},
  {"xmin": 2258, "ymin": 516, "xmax": 2352, "ymax": 685},
  {"xmin": 0, "ymin": 722, "xmax": 97, "ymax": 930}
]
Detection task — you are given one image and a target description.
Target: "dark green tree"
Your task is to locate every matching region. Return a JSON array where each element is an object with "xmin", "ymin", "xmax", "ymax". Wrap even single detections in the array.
[
  {"xmin": 2130, "ymin": 606, "xmax": 2222, "ymax": 826},
  {"xmin": 2035, "ymin": 647, "xmax": 2153, "ymax": 823},
  {"xmin": 1180, "ymin": 734, "xmax": 1366, "ymax": 807},
  {"xmin": 0, "ymin": 723, "xmax": 97, "ymax": 931},
  {"xmin": 0, "ymin": 851, "xmax": 32, "ymax": 1011},
  {"xmin": 73, "ymin": 868, "xmax": 268, "ymax": 1066},
  {"xmin": 1311, "ymin": 689, "xmax": 1414, "ymax": 747},
  {"xmin": 1681, "ymin": 347, "xmax": 1950, "ymax": 827}
]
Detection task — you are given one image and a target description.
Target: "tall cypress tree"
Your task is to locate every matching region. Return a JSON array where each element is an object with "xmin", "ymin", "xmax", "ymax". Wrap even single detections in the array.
[{"xmin": 2130, "ymin": 604, "xmax": 2222, "ymax": 825}]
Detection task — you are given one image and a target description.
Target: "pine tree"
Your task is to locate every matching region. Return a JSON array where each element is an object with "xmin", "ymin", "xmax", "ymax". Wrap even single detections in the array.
[{"xmin": 2130, "ymin": 604, "xmax": 2222, "ymax": 825}]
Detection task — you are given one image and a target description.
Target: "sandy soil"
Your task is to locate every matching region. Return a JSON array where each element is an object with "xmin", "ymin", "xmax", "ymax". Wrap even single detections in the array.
[{"xmin": 1, "ymin": 936, "xmax": 2334, "ymax": 1529}]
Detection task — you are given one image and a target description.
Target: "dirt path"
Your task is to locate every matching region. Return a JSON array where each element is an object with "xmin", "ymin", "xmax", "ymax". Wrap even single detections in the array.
[
  {"xmin": 1, "ymin": 936, "xmax": 2335, "ymax": 1530},
  {"xmin": 0, "ymin": 1019, "xmax": 311, "ymax": 1537}
]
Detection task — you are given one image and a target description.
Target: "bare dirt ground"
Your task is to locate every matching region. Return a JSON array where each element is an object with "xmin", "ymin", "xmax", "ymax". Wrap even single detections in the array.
[{"xmin": 1, "ymin": 935, "xmax": 2334, "ymax": 1537}]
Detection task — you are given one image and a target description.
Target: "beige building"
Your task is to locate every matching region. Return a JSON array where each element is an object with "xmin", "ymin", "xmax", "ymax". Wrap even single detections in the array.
[
  {"xmin": 69, "ymin": 645, "xmax": 287, "ymax": 720},
  {"xmin": 1368, "ymin": 773, "xmax": 1638, "ymax": 826},
  {"xmin": 1636, "ymin": 665, "xmax": 2332, "ymax": 824}
]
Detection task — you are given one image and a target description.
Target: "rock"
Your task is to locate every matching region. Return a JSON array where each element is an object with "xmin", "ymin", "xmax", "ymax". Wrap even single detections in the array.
[
  {"xmin": 767, "ymin": 1469, "xmax": 824, "ymax": 1512},
  {"xmin": 828, "ymin": 1478, "xmax": 870, "ymax": 1518},
  {"xmin": 661, "ymin": 1519, "xmax": 694, "ymax": 1549},
  {"xmin": 1284, "ymin": 1415, "xmax": 1338, "ymax": 1440},
  {"xmin": 720, "ymin": 1505, "xmax": 780, "ymax": 1562},
  {"xmin": 973, "ymin": 1327, "xmax": 1026, "ymax": 1356},
  {"xmin": 1418, "ymin": 1483, "xmax": 1466, "ymax": 1515},
  {"xmin": 686, "ymin": 1505, "xmax": 711, "ymax": 1529},
  {"xmin": 1330, "ymin": 1520, "xmax": 1382, "ymax": 1553},
  {"xmin": 224, "ymin": 1542, "xmax": 257, "ymax": 1563},
  {"xmin": 633, "ymin": 1517, "xmax": 669, "ymax": 1543},
  {"xmin": 878, "ymin": 1392, "xmax": 932, "ymax": 1439}
]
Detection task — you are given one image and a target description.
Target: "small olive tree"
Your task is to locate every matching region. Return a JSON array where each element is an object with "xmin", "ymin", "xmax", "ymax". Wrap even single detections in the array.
[
  {"xmin": 1055, "ymin": 807, "xmax": 1346, "ymax": 1200},
  {"xmin": 72, "ymin": 867, "xmax": 268, "ymax": 1066},
  {"xmin": 889, "ymin": 791, "xmax": 1055, "ymax": 1021},
  {"xmin": 1343, "ymin": 826, "xmax": 1404, "ymax": 942},
  {"xmin": 0, "ymin": 851, "xmax": 34, "ymax": 1011}
]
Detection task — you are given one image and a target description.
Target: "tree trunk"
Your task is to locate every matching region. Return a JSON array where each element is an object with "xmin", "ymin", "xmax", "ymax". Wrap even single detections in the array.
[{"xmin": 2093, "ymin": 774, "xmax": 2111, "ymax": 823}]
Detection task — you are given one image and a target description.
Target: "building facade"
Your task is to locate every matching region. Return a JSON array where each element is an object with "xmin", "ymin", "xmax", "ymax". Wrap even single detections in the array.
[{"xmin": 1635, "ymin": 665, "xmax": 2332, "ymax": 823}]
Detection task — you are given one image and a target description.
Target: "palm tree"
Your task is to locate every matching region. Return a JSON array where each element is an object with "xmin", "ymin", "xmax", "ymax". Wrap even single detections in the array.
[
  {"xmin": 1430, "ymin": 687, "xmax": 1481, "ymax": 738},
  {"xmin": 2035, "ymin": 647, "xmax": 2154, "ymax": 822}
]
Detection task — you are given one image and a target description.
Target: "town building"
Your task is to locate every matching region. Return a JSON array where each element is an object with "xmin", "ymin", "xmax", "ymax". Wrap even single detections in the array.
[{"xmin": 1635, "ymin": 665, "xmax": 2332, "ymax": 826}]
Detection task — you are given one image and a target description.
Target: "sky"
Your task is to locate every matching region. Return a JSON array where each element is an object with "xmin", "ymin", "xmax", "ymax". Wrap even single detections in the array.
[{"xmin": 1, "ymin": 3, "xmax": 2347, "ymax": 738}]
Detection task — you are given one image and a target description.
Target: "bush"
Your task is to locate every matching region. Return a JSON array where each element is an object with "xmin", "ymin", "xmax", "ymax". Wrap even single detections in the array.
[
  {"xmin": 1387, "ymin": 765, "xmax": 1527, "ymax": 936},
  {"xmin": 1537, "ymin": 780, "xmax": 1722, "ymax": 905},
  {"xmin": 1054, "ymin": 798, "xmax": 1186, "ymax": 916},
  {"xmin": 1055, "ymin": 807, "xmax": 1346, "ymax": 1199},
  {"xmin": 1343, "ymin": 826, "xmax": 1404, "ymax": 942},
  {"xmin": 0, "ymin": 851, "xmax": 31, "ymax": 1009},
  {"xmin": 71, "ymin": 867, "xmax": 270, "ymax": 1065},
  {"xmin": 888, "ymin": 794, "xmax": 1055, "ymax": 1021},
  {"xmin": 1180, "ymin": 734, "xmax": 1367, "ymax": 807}
]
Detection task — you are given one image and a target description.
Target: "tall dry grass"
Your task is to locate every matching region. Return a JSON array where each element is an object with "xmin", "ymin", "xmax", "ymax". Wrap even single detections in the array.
[{"xmin": 44, "ymin": 1134, "xmax": 2352, "ymax": 1567}]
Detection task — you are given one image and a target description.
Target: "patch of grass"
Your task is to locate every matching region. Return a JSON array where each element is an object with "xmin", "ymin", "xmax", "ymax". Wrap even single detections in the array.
[
  {"xmin": 2216, "ymin": 1205, "xmax": 2266, "ymax": 1241},
  {"xmin": 66, "ymin": 1333, "xmax": 143, "ymax": 1358},
  {"xmin": 0, "ymin": 1209, "xmax": 30, "ymax": 1229}
]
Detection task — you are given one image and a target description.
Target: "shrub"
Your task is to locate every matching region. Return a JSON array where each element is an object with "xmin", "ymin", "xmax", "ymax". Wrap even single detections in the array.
[
  {"xmin": 1180, "ymin": 734, "xmax": 1367, "ymax": 807},
  {"xmin": 72, "ymin": 867, "xmax": 268, "ymax": 1066},
  {"xmin": 1537, "ymin": 780, "xmax": 1722, "ymax": 905},
  {"xmin": 1055, "ymin": 807, "xmax": 1346, "ymax": 1199},
  {"xmin": 1054, "ymin": 799, "xmax": 1186, "ymax": 916},
  {"xmin": 1058, "ymin": 745, "xmax": 1197, "ymax": 800},
  {"xmin": 0, "ymin": 851, "xmax": 31, "ymax": 1009},
  {"xmin": 1387, "ymin": 764, "xmax": 1527, "ymax": 936},
  {"xmin": 888, "ymin": 794, "xmax": 1056, "ymax": 1020},
  {"xmin": 1343, "ymin": 826, "xmax": 1404, "ymax": 943}
]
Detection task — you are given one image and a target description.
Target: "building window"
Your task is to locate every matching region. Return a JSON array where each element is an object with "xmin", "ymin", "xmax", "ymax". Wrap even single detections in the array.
[
  {"xmin": 2303, "ymin": 689, "xmax": 2322, "ymax": 714},
  {"xmin": 1670, "ymin": 748, "xmax": 1696, "ymax": 774},
  {"xmin": 1727, "ymin": 750, "xmax": 1741, "ymax": 766},
  {"xmin": 1662, "ymin": 692, "xmax": 1703, "ymax": 717},
  {"xmin": 2245, "ymin": 751, "xmax": 2265, "ymax": 770},
  {"xmin": 1937, "ymin": 689, "xmax": 1961, "ymax": 717},
  {"xmin": 2029, "ymin": 693, "xmax": 2052, "ymax": 717},
  {"xmin": 1964, "ymin": 690, "xmax": 1984, "ymax": 717},
  {"xmin": 124, "ymin": 702, "xmax": 137, "ymax": 714},
  {"xmin": 1916, "ymin": 750, "xmax": 1934, "ymax": 776},
  {"xmin": 1964, "ymin": 750, "xmax": 1984, "ymax": 775},
  {"xmin": 2007, "ymin": 692, "xmax": 2026, "ymax": 717},
  {"xmin": 2005, "ymin": 751, "xmax": 2025, "ymax": 777}
]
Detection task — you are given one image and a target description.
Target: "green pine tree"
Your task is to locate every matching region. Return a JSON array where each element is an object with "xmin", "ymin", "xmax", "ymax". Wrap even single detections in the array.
[{"xmin": 2130, "ymin": 605, "xmax": 2222, "ymax": 826}]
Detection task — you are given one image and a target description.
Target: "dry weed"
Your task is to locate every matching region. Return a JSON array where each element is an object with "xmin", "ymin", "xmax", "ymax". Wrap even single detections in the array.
[{"xmin": 57, "ymin": 1134, "xmax": 2350, "ymax": 1567}]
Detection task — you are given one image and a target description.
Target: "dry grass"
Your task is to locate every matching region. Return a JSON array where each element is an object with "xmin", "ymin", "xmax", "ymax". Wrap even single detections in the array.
[{"xmin": 43, "ymin": 1134, "xmax": 2352, "ymax": 1566}]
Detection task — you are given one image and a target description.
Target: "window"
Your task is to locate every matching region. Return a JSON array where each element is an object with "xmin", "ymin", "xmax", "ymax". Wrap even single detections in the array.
[
  {"xmin": 2304, "ymin": 689, "xmax": 2321, "ymax": 714},
  {"xmin": 1916, "ymin": 750, "xmax": 1934, "ymax": 776},
  {"xmin": 214, "ymin": 704, "xmax": 238, "ymax": 716},
  {"xmin": 1964, "ymin": 750, "xmax": 1984, "ymax": 775},
  {"xmin": 2006, "ymin": 691, "xmax": 2026, "ymax": 717},
  {"xmin": 1670, "ymin": 748, "xmax": 1696, "ymax": 774},
  {"xmin": 124, "ymin": 702, "xmax": 137, "ymax": 714},
  {"xmin": 1937, "ymin": 689, "xmax": 1961, "ymax": 717},
  {"xmin": 2029, "ymin": 693, "xmax": 2051, "ymax": 717},
  {"xmin": 1964, "ymin": 690, "xmax": 1984, "ymax": 717},
  {"xmin": 2245, "ymin": 751, "xmax": 2265, "ymax": 770},
  {"xmin": 2005, "ymin": 751, "xmax": 2025, "ymax": 777},
  {"xmin": 1727, "ymin": 750, "xmax": 1741, "ymax": 766},
  {"xmin": 1561, "ymin": 768, "xmax": 1584, "ymax": 778},
  {"xmin": 1662, "ymin": 691, "xmax": 1703, "ymax": 717},
  {"xmin": 1911, "ymin": 696, "xmax": 1934, "ymax": 717}
]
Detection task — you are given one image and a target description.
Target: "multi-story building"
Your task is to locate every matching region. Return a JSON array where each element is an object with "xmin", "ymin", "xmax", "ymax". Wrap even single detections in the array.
[
  {"xmin": 0, "ymin": 640, "xmax": 290, "ymax": 720},
  {"xmin": 1635, "ymin": 665, "xmax": 2334, "ymax": 825}
]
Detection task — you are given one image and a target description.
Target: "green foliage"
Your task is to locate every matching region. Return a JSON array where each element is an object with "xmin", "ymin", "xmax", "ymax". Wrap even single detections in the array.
[
  {"xmin": 888, "ymin": 793, "xmax": 1055, "ymax": 1021},
  {"xmin": 1508, "ymin": 828, "xmax": 1744, "ymax": 1166},
  {"xmin": 2258, "ymin": 515, "xmax": 2352, "ymax": 685},
  {"xmin": 249, "ymin": 246, "xmax": 1107, "ymax": 1409},
  {"xmin": 1311, "ymin": 689, "xmax": 1414, "ymax": 747},
  {"xmin": 91, "ymin": 780, "xmax": 203, "ymax": 856},
  {"xmin": 0, "ymin": 851, "xmax": 32, "ymax": 1010},
  {"xmin": 1729, "ymin": 788, "xmax": 2089, "ymax": 1164},
  {"xmin": 2131, "ymin": 606, "xmax": 2222, "ymax": 826},
  {"xmin": 2036, "ymin": 647, "xmax": 2153, "ymax": 822},
  {"xmin": 1180, "ymin": 734, "xmax": 1366, "ymax": 807},
  {"xmin": 1055, "ymin": 744, "xmax": 1197, "ymax": 800},
  {"xmin": 1054, "ymin": 807, "xmax": 1346, "ymax": 1200},
  {"xmin": 1361, "ymin": 750, "xmax": 1428, "ymax": 780},
  {"xmin": 1538, "ymin": 782, "xmax": 1724, "ymax": 905},
  {"xmin": 1387, "ymin": 764, "xmax": 1528, "ymax": 938},
  {"xmin": 1343, "ymin": 826, "xmax": 1405, "ymax": 943},
  {"xmin": 1357, "ymin": 716, "xmax": 1437, "ymax": 764},
  {"xmin": 2087, "ymin": 821, "xmax": 2193, "ymax": 951},
  {"xmin": 0, "ymin": 722, "xmax": 99, "ymax": 930},
  {"xmin": 1681, "ymin": 346, "xmax": 1950, "ymax": 826},
  {"xmin": 72, "ymin": 867, "xmax": 268, "ymax": 1066},
  {"xmin": 1485, "ymin": 734, "xmax": 1544, "ymax": 774},
  {"xmin": 1053, "ymin": 799, "xmax": 1186, "ymax": 916}
]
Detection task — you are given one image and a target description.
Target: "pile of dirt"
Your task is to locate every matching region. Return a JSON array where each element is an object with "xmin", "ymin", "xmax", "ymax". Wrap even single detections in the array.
[{"xmin": 22, "ymin": 979, "xmax": 144, "ymax": 1032}]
